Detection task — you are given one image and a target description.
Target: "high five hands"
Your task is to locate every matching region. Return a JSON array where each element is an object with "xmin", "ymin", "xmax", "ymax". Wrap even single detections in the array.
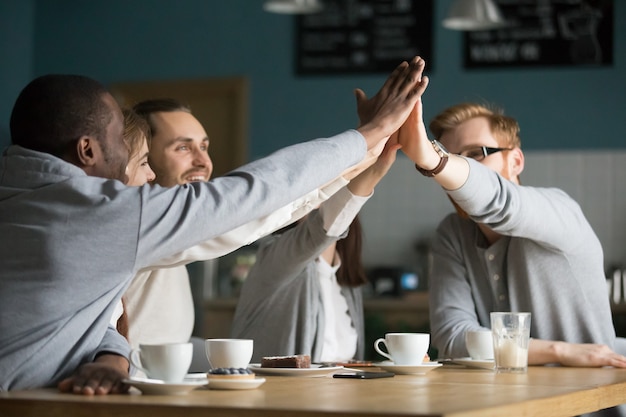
[{"xmin": 355, "ymin": 56, "xmax": 430, "ymax": 152}]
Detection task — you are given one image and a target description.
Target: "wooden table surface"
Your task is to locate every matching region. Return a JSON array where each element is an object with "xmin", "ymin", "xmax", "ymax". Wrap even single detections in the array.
[{"xmin": 2, "ymin": 365, "xmax": 626, "ymax": 417}]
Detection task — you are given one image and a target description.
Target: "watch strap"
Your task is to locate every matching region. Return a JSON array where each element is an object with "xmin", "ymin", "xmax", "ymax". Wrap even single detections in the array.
[
  {"xmin": 415, "ymin": 139, "xmax": 449, "ymax": 177},
  {"xmin": 415, "ymin": 157, "xmax": 448, "ymax": 177}
]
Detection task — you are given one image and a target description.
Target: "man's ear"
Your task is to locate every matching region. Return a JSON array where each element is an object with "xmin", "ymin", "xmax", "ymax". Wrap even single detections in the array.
[
  {"xmin": 509, "ymin": 147, "xmax": 525, "ymax": 180},
  {"xmin": 75, "ymin": 136, "xmax": 100, "ymax": 168}
]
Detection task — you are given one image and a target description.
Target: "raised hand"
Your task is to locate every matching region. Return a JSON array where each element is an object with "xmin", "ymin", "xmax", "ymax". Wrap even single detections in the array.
[
  {"xmin": 395, "ymin": 99, "xmax": 430, "ymax": 164},
  {"xmin": 355, "ymin": 57, "xmax": 429, "ymax": 151},
  {"xmin": 347, "ymin": 136, "xmax": 402, "ymax": 197}
]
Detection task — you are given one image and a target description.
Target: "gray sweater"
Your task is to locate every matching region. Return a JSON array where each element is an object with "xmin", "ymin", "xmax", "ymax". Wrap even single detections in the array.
[
  {"xmin": 0, "ymin": 130, "xmax": 365, "ymax": 390},
  {"xmin": 231, "ymin": 211, "xmax": 365, "ymax": 363},
  {"xmin": 429, "ymin": 158, "xmax": 616, "ymax": 359}
]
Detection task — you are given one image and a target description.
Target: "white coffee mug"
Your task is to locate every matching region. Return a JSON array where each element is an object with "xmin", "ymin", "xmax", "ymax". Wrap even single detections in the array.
[
  {"xmin": 374, "ymin": 333, "xmax": 429, "ymax": 365},
  {"xmin": 205, "ymin": 338, "xmax": 253, "ymax": 369},
  {"xmin": 130, "ymin": 342, "xmax": 193, "ymax": 382},
  {"xmin": 465, "ymin": 330, "xmax": 494, "ymax": 360}
]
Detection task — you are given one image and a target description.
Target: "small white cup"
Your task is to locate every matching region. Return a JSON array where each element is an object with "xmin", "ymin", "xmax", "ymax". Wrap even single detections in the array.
[
  {"xmin": 130, "ymin": 342, "xmax": 193, "ymax": 382},
  {"xmin": 205, "ymin": 338, "xmax": 253, "ymax": 369},
  {"xmin": 465, "ymin": 330, "xmax": 494, "ymax": 360},
  {"xmin": 374, "ymin": 333, "xmax": 429, "ymax": 365}
]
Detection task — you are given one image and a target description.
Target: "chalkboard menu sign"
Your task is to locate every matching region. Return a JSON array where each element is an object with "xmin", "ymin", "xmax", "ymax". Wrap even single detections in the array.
[
  {"xmin": 464, "ymin": 0, "xmax": 613, "ymax": 69},
  {"xmin": 295, "ymin": 0, "xmax": 433, "ymax": 75}
]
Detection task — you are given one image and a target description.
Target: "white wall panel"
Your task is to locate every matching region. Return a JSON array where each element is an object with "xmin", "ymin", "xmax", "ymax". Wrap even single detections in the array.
[{"xmin": 361, "ymin": 151, "xmax": 626, "ymax": 273}]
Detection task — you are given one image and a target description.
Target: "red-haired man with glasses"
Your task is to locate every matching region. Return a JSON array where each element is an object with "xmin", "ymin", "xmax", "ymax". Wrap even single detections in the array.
[{"xmin": 399, "ymin": 100, "xmax": 626, "ymax": 383}]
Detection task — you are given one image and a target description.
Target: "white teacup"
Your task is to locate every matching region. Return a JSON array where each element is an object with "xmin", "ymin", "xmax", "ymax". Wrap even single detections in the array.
[
  {"xmin": 374, "ymin": 333, "xmax": 429, "ymax": 365},
  {"xmin": 205, "ymin": 338, "xmax": 253, "ymax": 369},
  {"xmin": 465, "ymin": 330, "xmax": 494, "ymax": 360},
  {"xmin": 130, "ymin": 342, "xmax": 193, "ymax": 382}
]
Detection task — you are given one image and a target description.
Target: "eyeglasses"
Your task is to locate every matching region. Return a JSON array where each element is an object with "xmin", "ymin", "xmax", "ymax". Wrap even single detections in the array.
[{"xmin": 457, "ymin": 146, "xmax": 513, "ymax": 161}]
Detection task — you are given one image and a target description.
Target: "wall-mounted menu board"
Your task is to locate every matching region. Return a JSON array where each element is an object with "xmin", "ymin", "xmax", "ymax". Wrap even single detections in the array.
[
  {"xmin": 464, "ymin": 0, "xmax": 613, "ymax": 69},
  {"xmin": 295, "ymin": 0, "xmax": 433, "ymax": 75}
]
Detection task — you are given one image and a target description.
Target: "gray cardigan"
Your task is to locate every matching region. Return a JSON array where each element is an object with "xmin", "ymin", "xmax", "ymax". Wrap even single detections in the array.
[
  {"xmin": 231, "ymin": 211, "xmax": 365, "ymax": 363},
  {"xmin": 0, "ymin": 130, "xmax": 365, "ymax": 390}
]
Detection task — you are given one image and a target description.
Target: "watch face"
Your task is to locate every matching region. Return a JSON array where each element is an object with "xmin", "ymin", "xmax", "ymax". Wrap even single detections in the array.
[{"xmin": 432, "ymin": 140, "xmax": 450, "ymax": 156}]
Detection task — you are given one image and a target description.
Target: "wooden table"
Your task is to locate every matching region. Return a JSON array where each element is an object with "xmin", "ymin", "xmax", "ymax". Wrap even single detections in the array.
[{"xmin": 2, "ymin": 366, "xmax": 626, "ymax": 417}]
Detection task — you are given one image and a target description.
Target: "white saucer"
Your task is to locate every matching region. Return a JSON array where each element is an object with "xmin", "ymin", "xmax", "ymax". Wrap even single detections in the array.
[
  {"xmin": 448, "ymin": 358, "xmax": 495, "ymax": 370},
  {"xmin": 249, "ymin": 364, "xmax": 343, "ymax": 377},
  {"xmin": 208, "ymin": 377, "xmax": 266, "ymax": 390},
  {"xmin": 123, "ymin": 376, "xmax": 208, "ymax": 395},
  {"xmin": 374, "ymin": 361, "xmax": 442, "ymax": 375}
]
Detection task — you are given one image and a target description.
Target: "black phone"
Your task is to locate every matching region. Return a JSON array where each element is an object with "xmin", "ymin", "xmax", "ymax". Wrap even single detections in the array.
[{"xmin": 333, "ymin": 371, "xmax": 395, "ymax": 379}]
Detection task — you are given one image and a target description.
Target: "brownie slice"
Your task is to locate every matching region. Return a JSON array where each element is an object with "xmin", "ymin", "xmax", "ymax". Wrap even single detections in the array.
[{"xmin": 261, "ymin": 354, "xmax": 311, "ymax": 368}]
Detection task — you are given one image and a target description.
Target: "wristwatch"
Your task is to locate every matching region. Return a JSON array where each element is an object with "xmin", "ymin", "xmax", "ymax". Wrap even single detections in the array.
[{"xmin": 415, "ymin": 139, "xmax": 449, "ymax": 177}]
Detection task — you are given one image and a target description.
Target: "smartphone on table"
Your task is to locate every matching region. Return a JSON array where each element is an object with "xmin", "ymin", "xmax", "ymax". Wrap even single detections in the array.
[{"xmin": 333, "ymin": 371, "xmax": 394, "ymax": 379}]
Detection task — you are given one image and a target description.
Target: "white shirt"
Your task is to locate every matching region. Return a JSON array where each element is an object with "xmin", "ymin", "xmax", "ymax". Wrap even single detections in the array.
[
  {"xmin": 317, "ymin": 258, "xmax": 358, "ymax": 362},
  {"xmin": 316, "ymin": 187, "xmax": 369, "ymax": 362}
]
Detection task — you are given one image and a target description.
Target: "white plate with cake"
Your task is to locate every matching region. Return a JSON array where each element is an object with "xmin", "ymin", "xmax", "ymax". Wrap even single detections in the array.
[
  {"xmin": 249, "ymin": 363, "xmax": 343, "ymax": 376},
  {"xmin": 250, "ymin": 354, "xmax": 343, "ymax": 377}
]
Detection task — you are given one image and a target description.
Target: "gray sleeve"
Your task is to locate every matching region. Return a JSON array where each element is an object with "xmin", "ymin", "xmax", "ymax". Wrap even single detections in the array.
[
  {"xmin": 428, "ymin": 216, "xmax": 483, "ymax": 359},
  {"xmin": 242, "ymin": 211, "xmax": 343, "ymax": 299},
  {"xmin": 447, "ymin": 158, "xmax": 594, "ymax": 253},
  {"xmin": 135, "ymin": 130, "xmax": 366, "ymax": 269},
  {"xmin": 95, "ymin": 325, "xmax": 132, "ymax": 362}
]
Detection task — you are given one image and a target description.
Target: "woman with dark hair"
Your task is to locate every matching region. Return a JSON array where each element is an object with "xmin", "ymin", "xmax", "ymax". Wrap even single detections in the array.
[{"xmin": 231, "ymin": 139, "xmax": 399, "ymax": 363}]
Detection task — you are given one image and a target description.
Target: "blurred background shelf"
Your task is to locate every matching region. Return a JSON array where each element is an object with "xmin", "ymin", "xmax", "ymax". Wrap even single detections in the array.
[{"xmin": 200, "ymin": 293, "xmax": 626, "ymax": 360}]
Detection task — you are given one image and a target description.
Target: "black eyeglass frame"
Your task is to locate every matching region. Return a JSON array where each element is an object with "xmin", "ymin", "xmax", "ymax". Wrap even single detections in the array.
[{"xmin": 458, "ymin": 146, "xmax": 513, "ymax": 161}]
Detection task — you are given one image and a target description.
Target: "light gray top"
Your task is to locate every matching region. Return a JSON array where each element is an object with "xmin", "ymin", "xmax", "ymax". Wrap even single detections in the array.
[
  {"xmin": 231, "ymin": 208, "xmax": 365, "ymax": 363},
  {"xmin": 0, "ymin": 130, "xmax": 365, "ymax": 390}
]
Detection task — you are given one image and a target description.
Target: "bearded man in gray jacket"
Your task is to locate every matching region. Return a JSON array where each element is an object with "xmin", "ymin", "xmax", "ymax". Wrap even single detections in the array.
[{"xmin": 0, "ymin": 57, "xmax": 429, "ymax": 394}]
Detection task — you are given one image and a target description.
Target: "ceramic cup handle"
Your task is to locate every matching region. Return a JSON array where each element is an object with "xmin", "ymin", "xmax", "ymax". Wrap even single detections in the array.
[
  {"xmin": 374, "ymin": 338, "xmax": 393, "ymax": 362},
  {"xmin": 129, "ymin": 349, "xmax": 149, "ymax": 376}
]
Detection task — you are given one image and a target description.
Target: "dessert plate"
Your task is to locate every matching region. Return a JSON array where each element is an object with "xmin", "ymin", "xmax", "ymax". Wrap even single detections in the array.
[
  {"xmin": 448, "ymin": 358, "xmax": 495, "ymax": 370},
  {"xmin": 374, "ymin": 361, "xmax": 442, "ymax": 375},
  {"xmin": 123, "ymin": 376, "xmax": 208, "ymax": 395},
  {"xmin": 248, "ymin": 363, "xmax": 343, "ymax": 377},
  {"xmin": 208, "ymin": 377, "xmax": 266, "ymax": 390},
  {"xmin": 185, "ymin": 372, "xmax": 210, "ymax": 380}
]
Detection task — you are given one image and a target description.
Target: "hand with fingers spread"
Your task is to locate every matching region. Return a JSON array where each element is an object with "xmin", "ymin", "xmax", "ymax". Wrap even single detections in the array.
[
  {"xmin": 58, "ymin": 354, "xmax": 130, "ymax": 395},
  {"xmin": 355, "ymin": 56, "xmax": 430, "ymax": 152}
]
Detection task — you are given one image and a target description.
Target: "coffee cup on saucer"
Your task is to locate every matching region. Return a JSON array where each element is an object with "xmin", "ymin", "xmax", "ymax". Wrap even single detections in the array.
[
  {"xmin": 130, "ymin": 342, "xmax": 193, "ymax": 382},
  {"xmin": 465, "ymin": 330, "xmax": 494, "ymax": 360},
  {"xmin": 374, "ymin": 333, "xmax": 429, "ymax": 365}
]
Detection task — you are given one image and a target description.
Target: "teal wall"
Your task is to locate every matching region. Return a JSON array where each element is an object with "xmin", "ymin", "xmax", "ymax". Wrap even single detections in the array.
[
  {"xmin": 0, "ymin": 0, "xmax": 34, "ymax": 146},
  {"xmin": 1, "ymin": 0, "xmax": 625, "ymax": 156}
]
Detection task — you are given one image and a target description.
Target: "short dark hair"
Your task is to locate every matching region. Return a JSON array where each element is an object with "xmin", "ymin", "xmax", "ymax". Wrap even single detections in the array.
[
  {"xmin": 132, "ymin": 98, "xmax": 191, "ymax": 137},
  {"xmin": 10, "ymin": 74, "xmax": 112, "ymax": 157}
]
